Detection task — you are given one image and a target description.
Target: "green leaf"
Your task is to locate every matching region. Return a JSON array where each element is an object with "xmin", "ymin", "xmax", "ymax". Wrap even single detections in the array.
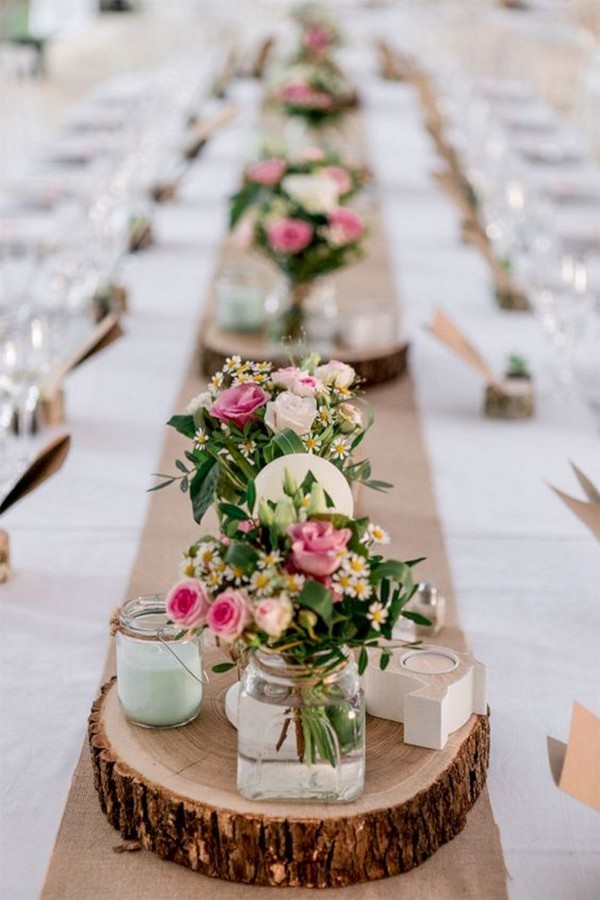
[
  {"xmin": 147, "ymin": 477, "xmax": 176, "ymax": 492},
  {"xmin": 189, "ymin": 458, "xmax": 218, "ymax": 523},
  {"xmin": 212, "ymin": 662, "xmax": 236, "ymax": 673},
  {"xmin": 370, "ymin": 560, "xmax": 411, "ymax": 584},
  {"xmin": 180, "ymin": 476, "xmax": 189, "ymax": 493},
  {"xmin": 175, "ymin": 459, "xmax": 189, "ymax": 473},
  {"xmin": 246, "ymin": 479, "xmax": 256, "ymax": 513},
  {"xmin": 402, "ymin": 610, "xmax": 432, "ymax": 626},
  {"xmin": 270, "ymin": 428, "xmax": 306, "ymax": 456},
  {"xmin": 298, "ymin": 580, "xmax": 334, "ymax": 628},
  {"xmin": 380, "ymin": 648, "xmax": 392, "ymax": 670},
  {"xmin": 229, "ymin": 182, "xmax": 263, "ymax": 229},
  {"xmin": 364, "ymin": 479, "xmax": 394, "ymax": 492},
  {"xmin": 167, "ymin": 414, "xmax": 196, "ymax": 439},
  {"xmin": 225, "ymin": 541, "xmax": 259, "ymax": 573},
  {"xmin": 358, "ymin": 646, "xmax": 368, "ymax": 675},
  {"xmin": 219, "ymin": 502, "xmax": 250, "ymax": 521}
]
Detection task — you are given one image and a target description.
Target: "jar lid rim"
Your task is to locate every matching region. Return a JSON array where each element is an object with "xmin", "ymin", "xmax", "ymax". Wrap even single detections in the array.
[{"xmin": 118, "ymin": 594, "xmax": 182, "ymax": 639}]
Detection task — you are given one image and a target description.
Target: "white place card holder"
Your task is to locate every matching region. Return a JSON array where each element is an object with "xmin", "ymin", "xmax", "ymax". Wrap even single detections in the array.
[{"xmin": 364, "ymin": 644, "xmax": 487, "ymax": 750}]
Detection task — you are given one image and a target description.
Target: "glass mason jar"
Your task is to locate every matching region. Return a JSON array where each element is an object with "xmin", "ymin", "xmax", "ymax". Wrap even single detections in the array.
[
  {"xmin": 216, "ymin": 264, "xmax": 268, "ymax": 333},
  {"xmin": 116, "ymin": 594, "xmax": 203, "ymax": 728},
  {"xmin": 264, "ymin": 276, "xmax": 338, "ymax": 355},
  {"xmin": 237, "ymin": 648, "xmax": 365, "ymax": 802}
]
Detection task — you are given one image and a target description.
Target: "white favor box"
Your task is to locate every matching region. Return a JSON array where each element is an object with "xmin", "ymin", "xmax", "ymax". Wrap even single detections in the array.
[{"xmin": 365, "ymin": 645, "xmax": 487, "ymax": 750}]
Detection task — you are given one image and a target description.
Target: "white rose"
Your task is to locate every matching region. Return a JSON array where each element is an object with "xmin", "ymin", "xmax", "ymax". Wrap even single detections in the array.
[
  {"xmin": 254, "ymin": 595, "xmax": 293, "ymax": 638},
  {"xmin": 314, "ymin": 360, "xmax": 356, "ymax": 389},
  {"xmin": 271, "ymin": 366, "xmax": 301, "ymax": 390},
  {"xmin": 264, "ymin": 391, "xmax": 317, "ymax": 435},
  {"xmin": 186, "ymin": 391, "xmax": 213, "ymax": 414},
  {"xmin": 281, "ymin": 174, "xmax": 339, "ymax": 214}
]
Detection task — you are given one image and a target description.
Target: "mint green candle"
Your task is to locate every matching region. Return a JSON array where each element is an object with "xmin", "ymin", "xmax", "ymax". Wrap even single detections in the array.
[{"xmin": 116, "ymin": 595, "xmax": 203, "ymax": 728}]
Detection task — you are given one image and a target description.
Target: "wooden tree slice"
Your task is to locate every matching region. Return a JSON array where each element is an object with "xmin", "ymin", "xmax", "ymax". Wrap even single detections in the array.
[
  {"xmin": 89, "ymin": 660, "xmax": 490, "ymax": 888},
  {"xmin": 200, "ymin": 334, "xmax": 409, "ymax": 388}
]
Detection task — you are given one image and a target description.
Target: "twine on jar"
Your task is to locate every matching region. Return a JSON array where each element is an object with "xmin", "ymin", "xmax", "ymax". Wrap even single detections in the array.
[{"xmin": 110, "ymin": 605, "xmax": 209, "ymax": 686}]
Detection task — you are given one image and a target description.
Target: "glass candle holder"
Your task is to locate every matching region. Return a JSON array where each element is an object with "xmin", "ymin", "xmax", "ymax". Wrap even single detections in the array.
[
  {"xmin": 216, "ymin": 265, "xmax": 267, "ymax": 333},
  {"xmin": 116, "ymin": 594, "xmax": 203, "ymax": 728}
]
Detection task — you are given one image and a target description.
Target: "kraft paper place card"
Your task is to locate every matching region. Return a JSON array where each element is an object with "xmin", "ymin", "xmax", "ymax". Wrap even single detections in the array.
[
  {"xmin": 548, "ymin": 702, "xmax": 600, "ymax": 814},
  {"xmin": 549, "ymin": 463, "xmax": 600, "ymax": 541},
  {"xmin": 42, "ymin": 314, "xmax": 124, "ymax": 399},
  {"xmin": 0, "ymin": 434, "xmax": 71, "ymax": 516},
  {"xmin": 427, "ymin": 309, "xmax": 507, "ymax": 393}
]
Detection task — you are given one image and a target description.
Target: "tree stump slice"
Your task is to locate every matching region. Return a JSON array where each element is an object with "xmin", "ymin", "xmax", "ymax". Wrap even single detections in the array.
[
  {"xmin": 200, "ymin": 331, "xmax": 408, "ymax": 388},
  {"xmin": 89, "ymin": 659, "xmax": 490, "ymax": 888}
]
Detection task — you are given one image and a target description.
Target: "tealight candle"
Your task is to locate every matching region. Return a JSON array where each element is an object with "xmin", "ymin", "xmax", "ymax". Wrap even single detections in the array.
[
  {"xmin": 400, "ymin": 649, "xmax": 458, "ymax": 675},
  {"xmin": 116, "ymin": 594, "xmax": 203, "ymax": 728}
]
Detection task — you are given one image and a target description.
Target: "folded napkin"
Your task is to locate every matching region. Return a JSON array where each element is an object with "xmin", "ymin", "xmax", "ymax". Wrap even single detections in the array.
[
  {"xmin": 549, "ymin": 463, "xmax": 600, "ymax": 541},
  {"xmin": 548, "ymin": 702, "xmax": 600, "ymax": 814},
  {"xmin": 0, "ymin": 434, "xmax": 71, "ymax": 516},
  {"xmin": 42, "ymin": 314, "xmax": 124, "ymax": 400}
]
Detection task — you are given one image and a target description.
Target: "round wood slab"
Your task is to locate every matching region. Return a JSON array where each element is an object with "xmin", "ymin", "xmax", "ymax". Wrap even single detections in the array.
[
  {"xmin": 89, "ymin": 664, "xmax": 490, "ymax": 888},
  {"xmin": 200, "ymin": 333, "xmax": 409, "ymax": 388}
]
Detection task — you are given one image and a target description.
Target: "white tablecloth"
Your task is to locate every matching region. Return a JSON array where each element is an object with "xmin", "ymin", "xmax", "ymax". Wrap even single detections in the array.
[{"xmin": 1, "ymin": 30, "xmax": 599, "ymax": 900}]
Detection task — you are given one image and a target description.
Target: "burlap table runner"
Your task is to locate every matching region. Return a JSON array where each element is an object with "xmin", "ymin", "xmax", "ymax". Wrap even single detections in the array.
[{"xmin": 41, "ymin": 105, "xmax": 508, "ymax": 899}]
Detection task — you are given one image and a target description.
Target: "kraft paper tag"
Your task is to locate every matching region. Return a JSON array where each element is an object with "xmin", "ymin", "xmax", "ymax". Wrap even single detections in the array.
[
  {"xmin": 428, "ymin": 309, "xmax": 506, "ymax": 393},
  {"xmin": 42, "ymin": 314, "xmax": 124, "ymax": 399},
  {"xmin": 549, "ymin": 465, "xmax": 600, "ymax": 541},
  {"xmin": 548, "ymin": 702, "xmax": 600, "ymax": 813},
  {"xmin": 190, "ymin": 105, "xmax": 237, "ymax": 145},
  {"xmin": 0, "ymin": 434, "xmax": 71, "ymax": 516}
]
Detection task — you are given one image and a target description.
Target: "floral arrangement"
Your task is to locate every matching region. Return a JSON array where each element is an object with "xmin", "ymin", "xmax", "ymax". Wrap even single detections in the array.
[
  {"xmin": 273, "ymin": 62, "xmax": 357, "ymax": 128},
  {"xmin": 230, "ymin": 146, "xmax": 367, "ymax": 231},
  {"xmin": 154, "ymin": 355, "xmax": 389, "ymax": 524},
  {"xmin": 229, "ymin": 149, "xmax": 365, "ymax": 288},
  {"xmin": 165, "ymin": 476, "xmax": 424, "ymax": 762}
]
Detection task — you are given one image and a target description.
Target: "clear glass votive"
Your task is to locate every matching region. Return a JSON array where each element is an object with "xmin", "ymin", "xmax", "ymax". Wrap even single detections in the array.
[
  {"xmin": 216, "ymin": 265, "xmax": 267, "ymax": 332},
  {"xmin": 116, "ymin": 594, "xmax": 203, "ymax": 728}
]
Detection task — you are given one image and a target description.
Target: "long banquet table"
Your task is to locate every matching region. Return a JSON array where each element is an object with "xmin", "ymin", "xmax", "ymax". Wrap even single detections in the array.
[{"xmin": 1, "ymin": 15, "xmax": 600, "ymax": 900}]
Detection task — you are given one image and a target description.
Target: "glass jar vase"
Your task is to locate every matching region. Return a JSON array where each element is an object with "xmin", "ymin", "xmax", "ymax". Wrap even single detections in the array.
[
  {"xmin": 116, "ymin": 594, "xmax": 203, "ymax": 728},
  {"xmin": 264, "ymin": 276, "xmax": 338, "ymax": 355},
  {"xmin": 237, "ymin": 648, "xmax": 365, "ymax": 802}
]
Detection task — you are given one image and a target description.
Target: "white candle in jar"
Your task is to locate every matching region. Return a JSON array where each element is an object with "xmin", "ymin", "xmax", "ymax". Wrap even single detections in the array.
[{"xmin": 117, "ymin": 637, "xmax": 203, "ymax": 728}]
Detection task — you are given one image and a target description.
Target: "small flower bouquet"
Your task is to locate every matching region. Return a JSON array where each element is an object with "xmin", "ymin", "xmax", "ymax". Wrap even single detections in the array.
[
  {"xmin": 154, "ymin": 355, "xmax": 390, "ymax": 524},
  {"xmin": 165, "ymin": 474, "xmax": 424, "ymax": 793},
  {"xmin": 230, "ymin": 146, "xmax": 367, "ymax": 231},
  {"xmin": 273, "ymin": 63, "xmax": 357, "ymax": 129},
  {"xmin": 229, "ymin": 147, "xmax": 365, "ymax": 340}
]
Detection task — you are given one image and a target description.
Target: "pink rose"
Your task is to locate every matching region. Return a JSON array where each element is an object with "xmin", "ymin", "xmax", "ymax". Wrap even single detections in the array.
[
  {"xmin": 287, "ymin": 520, "xmax": 352, "ymax": 577},
  {"xmin": 268, "ymin": 218, "xmax": 313, "ymax": 254},
  {"xmin": 322, "ymin": 166, "xmax": 352, "ymax": 196},
  {"xmin": 206, "ymin": 589, "xmax": 252, "ymax": 641},
  {"xmin": 281, "ymin": 82, "xmax": 313, "ymax": 104},
  {"xmin": 254, "ymin": 595, "xmax": 293, "ymax": 638},
  {"xmin": 303, "ymin": 25, "xmax": 332, "ymax": 53},
  {"xmin": 247, "ymin": 157, "xmax": 286, "ymax": 186},
  {"xmin": 271, "ymin": 366, "xmax": 300, "ymax": 390},
  {"xmin": 292, "ymin": 374, "xmax": 320, "ymax": 397},
  {"xmin": 166, "ymin": 580, "xmax": 210, "ymax": 629},
  {"xmin": 301, "ymin": 146, "xmax": 326, "ymax": 162},
  {"xmin": 210, "ymin": 383, "xmax": 267, "ymax": 428},
  {"xmin": 327, "ymin": 208, "xmax": 363, "ymax": 245}
]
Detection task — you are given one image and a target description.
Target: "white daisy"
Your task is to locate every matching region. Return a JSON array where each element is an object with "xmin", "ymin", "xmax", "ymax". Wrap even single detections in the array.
[
  {"xmin": 304, "ymin": 434, "xmax": 322, "ymax": 454},
  {"xmin": 258, "ymin": 550, "xmax": 282, "ymax": 569},
  {"xmin": 329, "ymin": 437, "xmax": 351, "ymax": 460},
  {"xmin": 239, "ymin": 438, "xmax": 257, "ymax": 459},
  {"xmin": 368, "ymin": 523, "xmax": 390, "ymax": 545},
  {"xmin": 342, "ymin": 553, "xmax": 370, "ymax": 578},
  {"xmin": 347, "ymin": 579, "xmax": 373, "ymax": 600},
  {"xmin": 332, "ymin": 570, "xmax": 355, "ymax": 593},
  {"xmin": 249, "ymin": 570, "xmax": 274, "ymax": 596},
  {"xmin": 223, "ymin": 355, "xmax": 242, "ymax": 373},
  {"xmin": 367, "ymin": 601, "xmax": 388, "ymax": 630},
  {"xmin": 210, "ymin": 371, "xmax": 224, "ymax": 392},
  {"xmin": 284, "ymin": 572, "xmax": 306, "ymax": 594},
  {"xmin": 194, "ymin": 427, "xmax": 209, "ymax": 449}
]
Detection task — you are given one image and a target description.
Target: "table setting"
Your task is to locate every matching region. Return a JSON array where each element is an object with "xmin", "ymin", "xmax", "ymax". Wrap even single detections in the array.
[{"xmin": 1, "ymin": 2, "xmax": 599, "ymax": 899}]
